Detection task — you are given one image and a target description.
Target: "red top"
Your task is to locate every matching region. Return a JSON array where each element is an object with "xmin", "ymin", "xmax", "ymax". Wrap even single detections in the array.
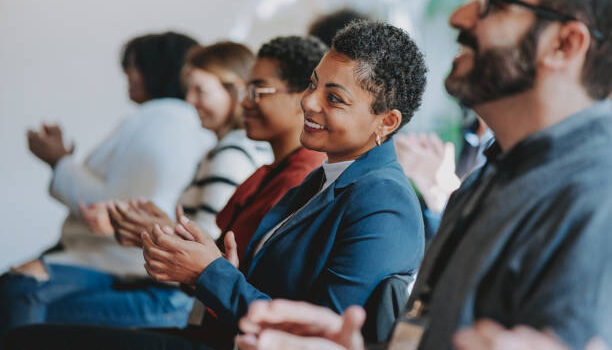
[{"xmin": 216, "ymin": 147, "xmax": 326, "ymax": 263}]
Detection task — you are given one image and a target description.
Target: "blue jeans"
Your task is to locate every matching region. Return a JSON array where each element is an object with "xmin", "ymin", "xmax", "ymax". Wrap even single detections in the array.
[{"xmin": 0, "ymin": 263, "xmax": 193, "ymax": 340}]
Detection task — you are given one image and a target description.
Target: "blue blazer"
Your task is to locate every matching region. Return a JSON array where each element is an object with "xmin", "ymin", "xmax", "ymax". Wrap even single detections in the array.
[{"xmin": 194, "ymin": 139, "xmax": 424, "ymax": 331}]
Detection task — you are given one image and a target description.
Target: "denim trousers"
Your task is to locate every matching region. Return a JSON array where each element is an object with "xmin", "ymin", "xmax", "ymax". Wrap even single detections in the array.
[{"xmin": 0, "ymin": 262, "xmax": 194, "ymax": 340}]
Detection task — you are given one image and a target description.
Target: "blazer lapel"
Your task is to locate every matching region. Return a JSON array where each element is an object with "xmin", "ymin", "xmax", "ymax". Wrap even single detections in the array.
[
  {"xmin": 247, "ymin": 184, "xmax": 336, "ymax": 275},
  {"xmin": 243, "ymin": 167, "xmax": 324, "ymax": 268}
]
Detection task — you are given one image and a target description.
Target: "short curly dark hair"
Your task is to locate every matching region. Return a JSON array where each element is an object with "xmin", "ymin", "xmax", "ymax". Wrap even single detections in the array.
[
  {"xmin": 121, "ymin": 32, "xmax": 198, "ymax": 100},
  {"xmin": 257, "ymin": 36, "xmax": 328, "ymax": 91},
  {"xmin": 332, "ymin": 21, "xmax": 427, "ymax": 131}
]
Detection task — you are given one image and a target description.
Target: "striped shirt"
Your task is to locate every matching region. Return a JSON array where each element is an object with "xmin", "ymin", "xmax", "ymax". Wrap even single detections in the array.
[{"xmin": 178, "ymin": 129, "xmax": 272, "ymax": 239}]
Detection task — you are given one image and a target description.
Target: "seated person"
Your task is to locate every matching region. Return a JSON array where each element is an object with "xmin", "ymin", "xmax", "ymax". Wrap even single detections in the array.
[
  {"xmin": 2, "ymin": 22, "xmax": 428, "ymax": 350},
  {"xmin": 0, "ymin": 32, "xmax": 213, "ymax": 337},
  {"xmin": 104, "ymin": 38, "xmax": 326, "ymax": 324}
]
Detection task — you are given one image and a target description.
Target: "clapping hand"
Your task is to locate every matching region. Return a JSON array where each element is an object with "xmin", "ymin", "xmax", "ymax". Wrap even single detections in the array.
[
  {"xmin": 394, "ymin": 133, "xmax": 460, "ymax": 214},
  {"xmin": 107, "ymin": 199, "xmax": 175, "ymax": 247},
  {"xmin": 27, "ymin": 123, "xmax": 74, "ymax": 168},
  {"xmin": 236, "ymin": 300, "xmax": 366, "ymax": 350},
  {"xmin": 142, "ymin": 215, "xmax": 239, "ymax": 286}
]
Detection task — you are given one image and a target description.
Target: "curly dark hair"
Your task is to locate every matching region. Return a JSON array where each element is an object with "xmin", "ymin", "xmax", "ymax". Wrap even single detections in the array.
[
  {"xmin": 121, "ymin": 32, "xmax": 198, "ymax": 100},
  {"xmin": 332, "ymin": 21, "xmax": 427, "ymax": 131},
  {"xmin": 540, "ymin": 0, "xmax": 611, "ymax": 99},
  {"xmin": 257, "ymin": 36, "xmax": 328, "ymax": 91},
  {"xmin": 308, "ymin": 9, "xmax": 371, "ymax": 47}
]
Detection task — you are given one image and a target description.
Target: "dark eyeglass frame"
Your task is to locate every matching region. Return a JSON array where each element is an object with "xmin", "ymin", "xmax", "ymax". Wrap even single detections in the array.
[
  {"xmin": 477, "ymin": 0, "xmax": 604, "ymax": 42},
  {"xmin": 246, "ymin": 84, "xmax": 277, "ymax": 102}
]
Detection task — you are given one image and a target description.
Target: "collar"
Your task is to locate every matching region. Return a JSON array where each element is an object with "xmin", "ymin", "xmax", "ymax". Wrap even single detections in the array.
[
  {"xmin": 321, "ymin": 159, "xmax": 354, "ymax": 190},
  {"xmin": 484, "ymin": 100, "xmax": 612, "ymax": 175},
  {"xmin": 334, "ymin": 138, "xmax": 399, "ymax": 189}
]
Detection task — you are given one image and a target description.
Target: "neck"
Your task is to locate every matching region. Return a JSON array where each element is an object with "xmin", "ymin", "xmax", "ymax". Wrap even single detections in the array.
[
  {"xmin": 269, "ymin": 127, "xmax": 303, "ymax": 165},
  {"xmin": 214, "ymin": 123, "xmax": 234, "ymax": 140},
  {"xmin": 474, "ymin": 82, "xmax": 597, "ymax": 152}
]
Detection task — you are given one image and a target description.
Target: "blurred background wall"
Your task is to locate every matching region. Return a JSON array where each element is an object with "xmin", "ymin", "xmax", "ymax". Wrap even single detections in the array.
[{"xmin": 0, "ymin": 0, "xmax": 462, "ymax": 272}]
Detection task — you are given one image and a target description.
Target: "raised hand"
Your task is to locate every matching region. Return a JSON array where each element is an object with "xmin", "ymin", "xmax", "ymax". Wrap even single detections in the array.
[
  {"xmin": 26, "ymin": 123, "xmax": 74, "ymax": 168},
  {"xmin": 394, "ymin": 133, "xmax": 460, "ymax": 214},
  {"xmin": 236, "ymin": 299, "xmax": 366, "ymax": 350},
  {"xmin": 142, "ymin": 216, "xmax": 222, "ymax": 286}
]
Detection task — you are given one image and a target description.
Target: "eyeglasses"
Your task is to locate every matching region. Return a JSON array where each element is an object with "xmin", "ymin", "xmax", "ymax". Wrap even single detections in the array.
[
  {"xmin": 475, "ymin": 0, "xmax": 604, "ymax": 41},
  {"xmin": 246, "ymin": 84, "xmax": 277, "ymax": 102}
]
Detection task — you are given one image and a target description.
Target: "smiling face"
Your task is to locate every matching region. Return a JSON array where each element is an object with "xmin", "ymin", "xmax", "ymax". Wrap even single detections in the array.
[
  {"xmin": 445, "ymin": 0, "xmax": 543, "ymax": 107},
  {"xmin": 241, "ymin": 58, "xmax": 304, "ymax": 143},
  {"xmin": 300, "ymin": 50, "xmax": 393, "ymax": 163},
  {"xmin": 184, "ymin": 68, "xmax": 233, "ymax": 133}
]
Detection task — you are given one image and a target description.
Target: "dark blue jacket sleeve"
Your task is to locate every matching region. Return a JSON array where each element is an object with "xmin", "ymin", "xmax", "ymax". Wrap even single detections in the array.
[{"xmin": 194, "ymin": 258, "xmax": 270, "ymax": 325}]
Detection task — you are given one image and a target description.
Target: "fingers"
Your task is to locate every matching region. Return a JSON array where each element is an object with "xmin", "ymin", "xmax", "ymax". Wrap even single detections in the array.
[
  {"xmin": 453, "ymin": 327, "xmax": 491, "ymax": 350},
  {"xmin": 108, "ymin": 201, "xmax": 144, "ymax": 233},
  {"xmin": 174, "ymin": 224, "xmax": 196, "ymax": 241},
  {"xmin": 144, "ymin": 261, "xmax": 172, "ymax": 281},
  {"xmin": 115, "ymin": 228, "xmax": 142, "ymax": 247},
  {"xmin": 150, "ymin": 224, "xmax": 186, "ymax": 251},
  {"xmin": 177, "ymin": 216, "xmax": 209, "ymax": 244},
  {"xmin": 142, "ymin": 233, "xmax": 174, "ymax": 262},
  {"xmin": 337, "ymin": 306, "xmax": 366, "ymax": 350},
  {"xmin": 240, "ymin": 300, "xmax": 343, "ymax": 336},
  {"xmin": 43, "ymin": 123, "xmax": 62, "ymax": 136},
  {"xmin": 224, "ymin": 231, "xmax": 239, "ymax": 268},
  {"xmin": 256, "ymin": 329, "xmax": 348, "ymax": 350},
  {"xmin": 235, "ymin": 334, "xmax": 259, "ymax": 350}
]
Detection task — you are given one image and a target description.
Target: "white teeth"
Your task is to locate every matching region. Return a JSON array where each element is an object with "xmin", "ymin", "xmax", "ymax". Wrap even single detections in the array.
[{"xmin": 305, "ymin": 120, "xmax": 325, "ymax": 130}]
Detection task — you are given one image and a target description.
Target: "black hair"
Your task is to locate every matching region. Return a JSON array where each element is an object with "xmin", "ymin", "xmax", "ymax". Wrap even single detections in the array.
[
  {"xmin": 257, "ymin": 36, "xmax": 328, "ymax": 91},
  {"xmin": 332, "ymin": 21, "xmax": 427, "ymax": 131},
  {"xmin": 121, "ymin": 31, "xmax": 198, "ymax": 100},
  {"xmin": 308, "ymin": 9, "xmax": 371, "ymax": 47},
  {"xmin": 540, "ymin": 0, "xmax": 611, "ymax": 99}
]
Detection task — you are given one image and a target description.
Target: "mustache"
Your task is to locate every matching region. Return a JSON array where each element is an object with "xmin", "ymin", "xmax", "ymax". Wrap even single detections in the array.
[{"xmin": 457, "ymin": 31, "xmax": 479, "ymax": 51}]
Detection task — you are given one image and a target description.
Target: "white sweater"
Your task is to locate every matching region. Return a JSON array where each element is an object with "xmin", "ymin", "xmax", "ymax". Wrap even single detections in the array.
[
  {"xmin": 44, "ymin": 98, "xmax": 215, "ymax": 277},
  {"xmin": 178, "ymin": 129, "xmax": 272, "ymax": 239}
]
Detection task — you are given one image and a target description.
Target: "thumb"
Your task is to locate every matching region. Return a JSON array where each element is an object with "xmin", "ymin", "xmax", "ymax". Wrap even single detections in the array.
[
  {"xmin": 224, "ymin": 231, "xmax": 239, "ymax": 268},
  {"xmin": 337, "ymin": 306, "xmax": 366, "ymax": 350}
]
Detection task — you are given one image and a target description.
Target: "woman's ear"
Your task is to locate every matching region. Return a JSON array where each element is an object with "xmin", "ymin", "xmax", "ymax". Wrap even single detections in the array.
[{"xmin": 380, "ymin": 109, "xmax": 402, "ymax": 139}]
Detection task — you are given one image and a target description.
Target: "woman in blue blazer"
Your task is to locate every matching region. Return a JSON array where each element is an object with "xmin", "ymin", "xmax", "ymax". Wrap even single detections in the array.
[
  {"xmin": 141, "ymin": 22, "xmax": 428, "ymax": 347},
  {"xmin": 2, "ymin": 23, "xmax": 428, "ymax": 350}
]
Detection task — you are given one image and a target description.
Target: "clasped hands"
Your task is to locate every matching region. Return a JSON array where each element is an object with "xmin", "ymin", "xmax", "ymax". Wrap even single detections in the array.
[{"xmin": 81, "ymin": 198, "xmax": 239, "ymax": 287}]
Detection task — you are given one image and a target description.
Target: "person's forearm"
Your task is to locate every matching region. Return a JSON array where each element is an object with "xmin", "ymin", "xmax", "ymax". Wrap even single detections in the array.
[{"xmin": 194, "ymin": 257, "xmax": 271, "ymax": 325}]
